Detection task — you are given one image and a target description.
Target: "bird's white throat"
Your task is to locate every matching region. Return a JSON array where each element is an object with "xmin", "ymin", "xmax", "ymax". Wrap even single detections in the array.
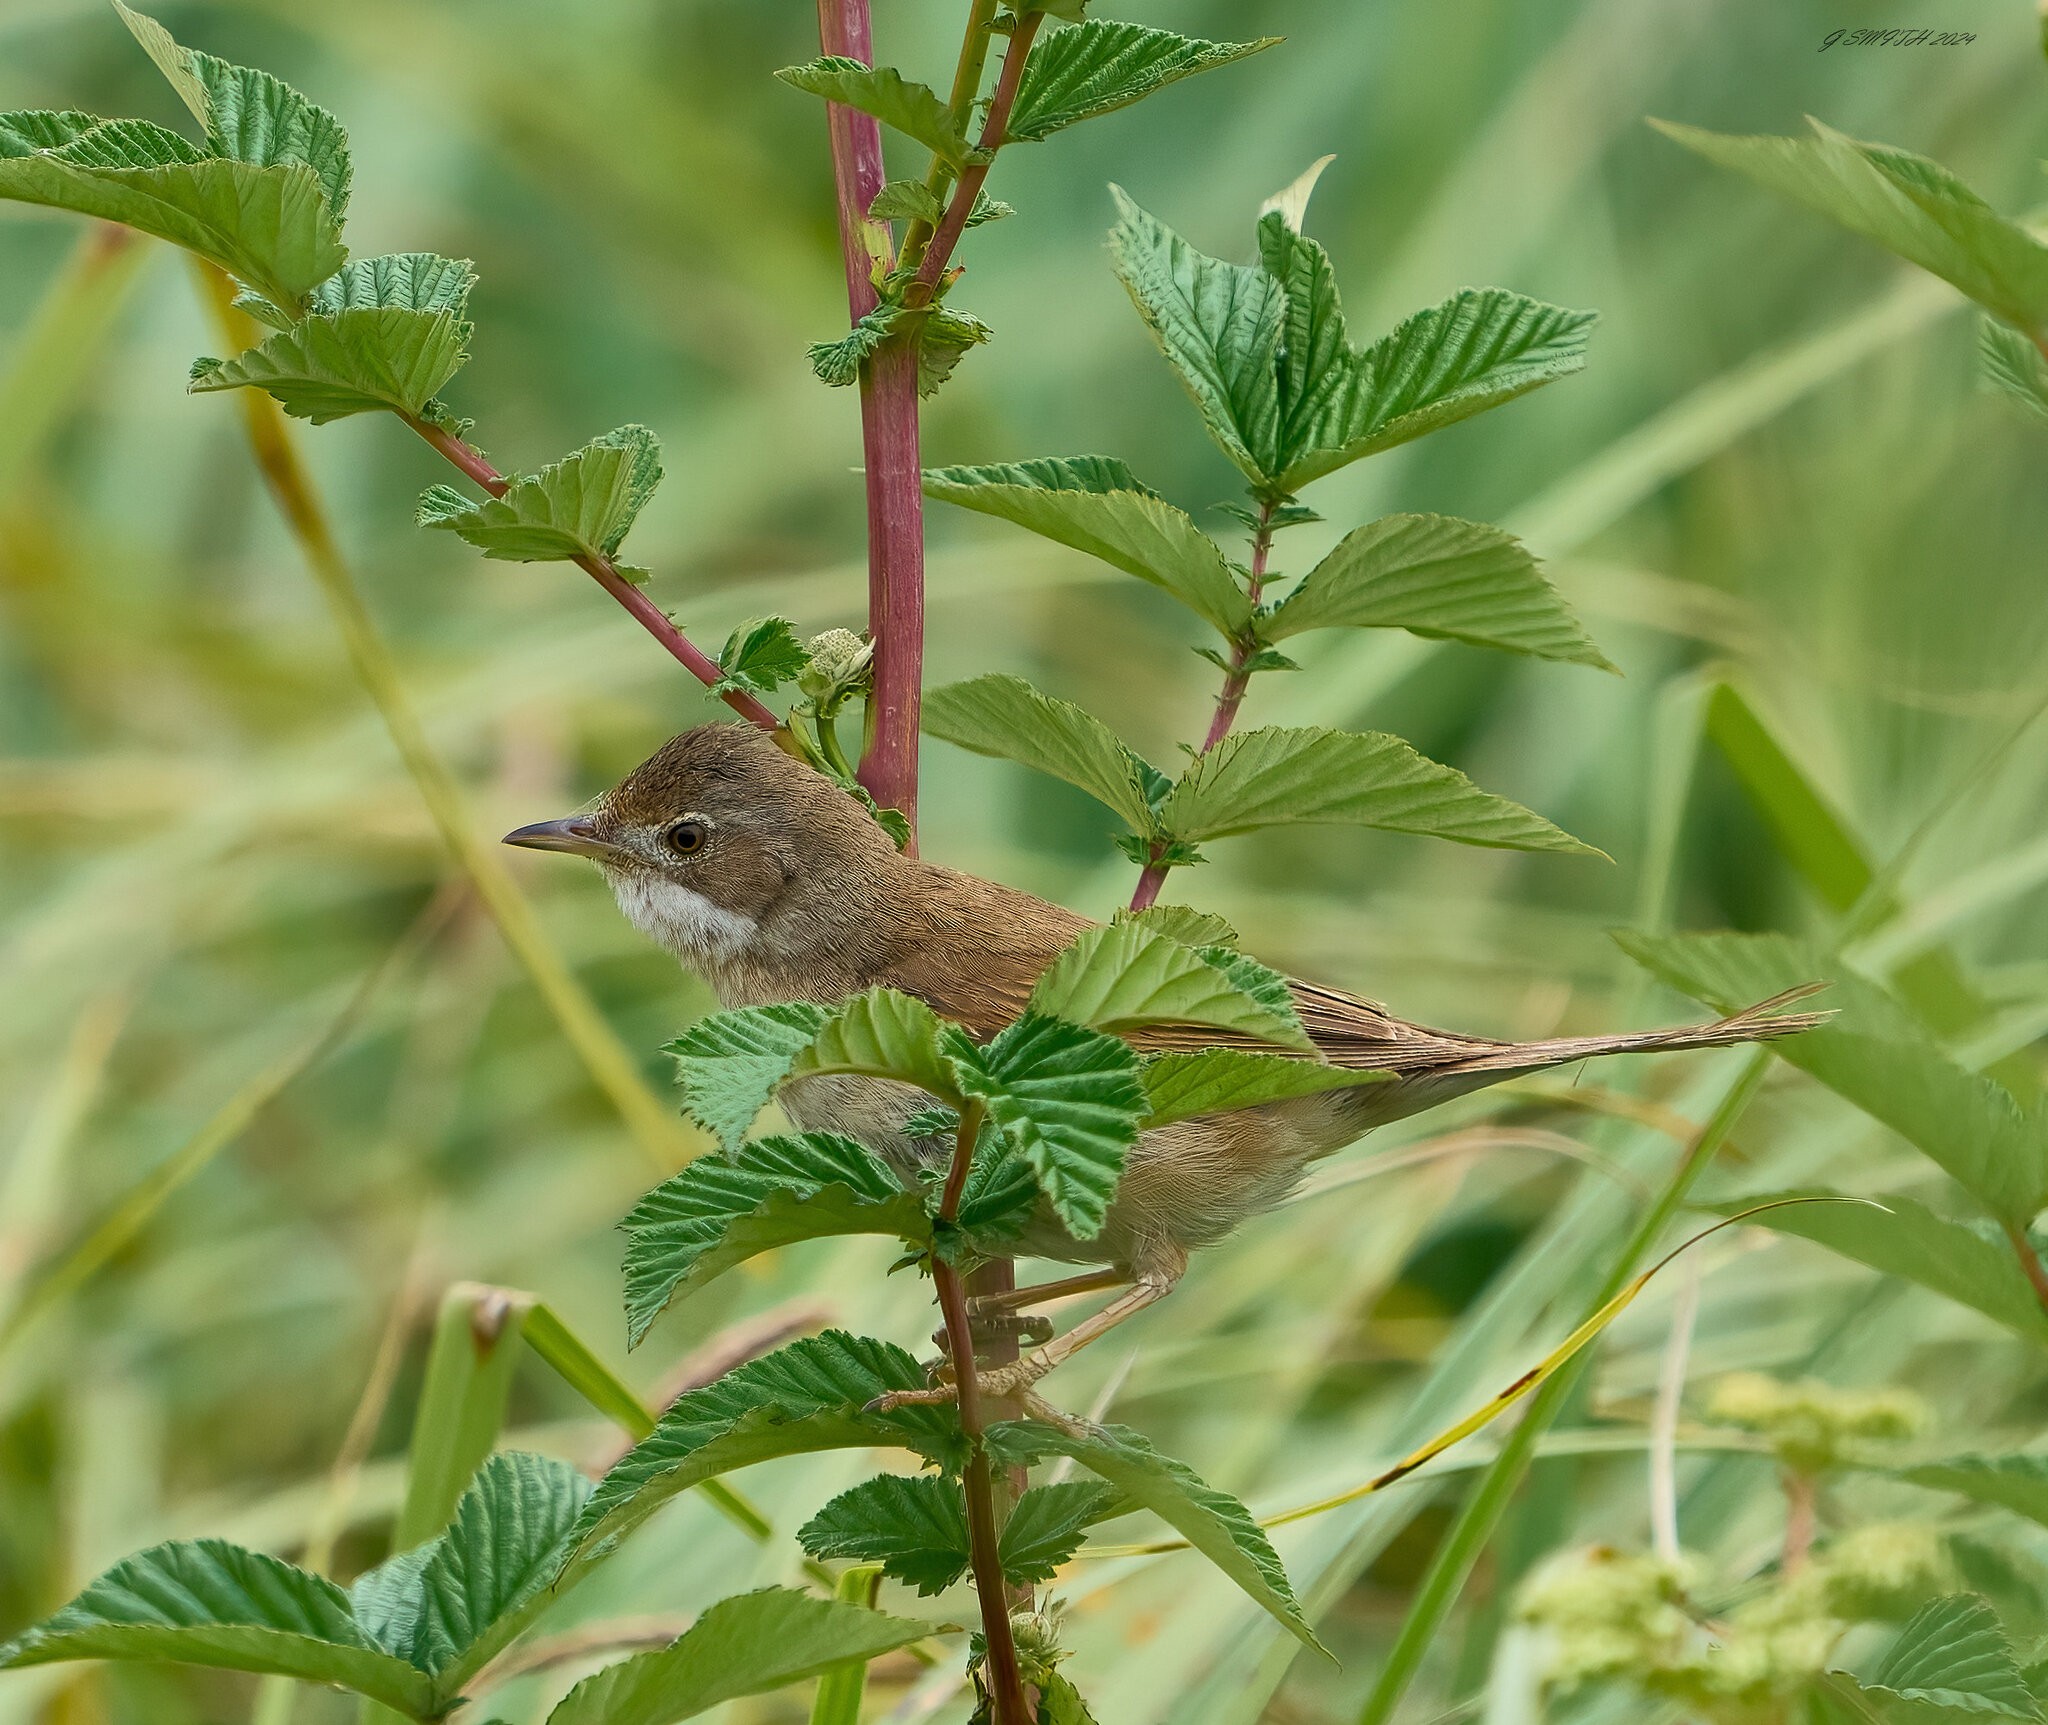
[{"xmin": 608, "ymin": 871, "xmax": 758, "ymax": 965}]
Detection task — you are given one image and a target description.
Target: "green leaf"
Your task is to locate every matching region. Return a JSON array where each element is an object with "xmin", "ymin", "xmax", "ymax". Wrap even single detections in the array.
[
  {"xmin": 1654, "ymin": 118, "xmax": 2048, "ymax": 333},
  {"xmin": 0, "ymin": 1541, "xmax": 431, "ymax": 1715},
  {"xmin": 1860, "ymin": 1595, "xmax": 2041, "ymax": 1719},
  {"xmin": 1616, "ymin": 932, "xmax": 2045, "ymax": 1225},
  {"xmin": 716, "ymin": 617, "xmax": 811, "ymax": 696},
  {"xmin": 115, "ymin": 3, "xmax": 351, "ymax": 220},
  {"xmin": 950, "ymin": 1015, "xmax": 1146, "ymax": 1240},
  {"xmin": 663, "ymin": 1003, "xmax": 831, "ymax": 1150},
  {"xmin": 1139, "ymin": 1048, "xmax": 1389, "ymax": 1128},
  {"xmin": 1262, "ymin": 513, "xmax": 1613, "ymax": 669},
  {"xmin": 922, "ymin": 674, "xmax": 1163, "ymax": 835},
  {"xmin": 776, "ymin": 58, "xmax": 971, "ymax": 165},
  {"xmin": 400, "ymin": 1452, "xmax": 592, "ymax": 1695},
  {"xmin": 965, "ymin": 190, "xmax": 1014, "ymax": 227},
  {"xmin": 1109, "ymin": 186, "xmax": 1284, "ymax": 484},
  {"xmin": 915, "ymin": 304, "xmax": 993, "ymax": 397},
  {"xmin": 1270, "ymin": 287, "xmax": 1595, "ymax": 493},
  {"xmin": 996, "ymin": 1481, "xmax": 1124, "ymax": 1586},
  {"xmin": 923, "ymin": 457, "xmax": 1250, "ymax": 636},
  {"xmin": 797, "ymin": 1474, "xmax": 970, "ymax": 1595},
  {"xmin": 0, "ymin": 114, "xmax": 345, "ymax": 312},
  {"xmin": 1006, "ymin": 23, "xmax": 1278, "ymax": 143},
  {"xmin": 1895, "ymin": 1457, "xmax": 2048, "ymax": 1532},
  {"xmin": 620, "ymin": 1134, "xmax": 928, "ymax": 1346},
  {"xmin": 417, "ymin": 425, "xmax": 663, "ymax": 564},
  {"xmin": 1039, "ymin": 1672, "xmax": 1103, "ymax": 1725},
  {"xmin": 1114, "ymin": 905, "xmax": 1240, "ymax": 949},
  {"xmin": 955, "ymin": 1143, "xmax": 1042, "ymax": 1245},
  {"xmin": 190, "ymin": 307, "xmax": 470, "ymax": 423},
  {"xmin": 869, "ymin": 178, "xmax": 942, "ymax": 225},
  {"xmin": 810, "ymin": 306, "xmax": 898, "ymax": 388},
  {"xmin": 1709, "ymin": 1191, "xmax": 2048, "ymax": 1343},
  {"xmin": 810, "ymin": 304, "xmax": 992, "ymax": 397},
  {"xmin": 989, "ymin": 1421, "xmax": 1321, "ymax": 1651},
  {"xmin": 1980, "ymin": 318, "xmax": 2048, "ymax": 421},
  {"xmin": 309, "ymin": 252, "xmax": 476, "ymax": 316},
  {"xmin": 1028, "ymin": 921, "xmax": 1310, "ymax": 1049},
  {"xmin": 544, "ymin": 1587, "xmax": 939, "ymax": 1725},
  {"xmin": 564, "ymin": 1333, "xmax": 964, "ymax": 1583},
  {"xmin": 1156, "ymin": 725, "xmax": 1600, "ymax": 855},
  {"xmin": 793, "ymin": 988, "xmax": 967, "ymax": 1103}
]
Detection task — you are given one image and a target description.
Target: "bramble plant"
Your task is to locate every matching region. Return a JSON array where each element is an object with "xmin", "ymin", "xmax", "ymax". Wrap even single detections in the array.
[
  {"xmin": 15, "ymin": 5, "xmax": 2048, "ymax": 1725},
  {"xmin": 0, "ymin": 5, "xmax": 1631, "ymax": 1721}
]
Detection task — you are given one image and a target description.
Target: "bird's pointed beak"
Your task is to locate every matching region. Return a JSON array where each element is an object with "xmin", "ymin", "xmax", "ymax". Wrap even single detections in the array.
[{"xmin": 501, "ymin": 815, "xmax": 620, "ymax": 860}]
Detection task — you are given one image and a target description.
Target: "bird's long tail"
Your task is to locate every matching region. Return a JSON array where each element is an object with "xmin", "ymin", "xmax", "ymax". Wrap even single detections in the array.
[
  {"xmin": 1351, "ymin": 986, "xmax": 1831, "ymax": 1128},
  {"xmin": 1438, "ymin": 984, "xmax": 1832, "ymax": 1079}
]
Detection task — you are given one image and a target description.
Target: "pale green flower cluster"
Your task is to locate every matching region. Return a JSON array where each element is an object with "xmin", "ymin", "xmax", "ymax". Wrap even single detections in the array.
[{"xmin": 1707, "ymin": 1372, "xmax": 1928, "ymax": 1475}]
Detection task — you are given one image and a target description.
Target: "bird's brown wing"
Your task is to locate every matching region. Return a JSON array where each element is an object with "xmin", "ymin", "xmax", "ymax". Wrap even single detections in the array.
[
  {"xmin": 876, "ymin": 862, "xmax": 1498, "ymax": 1069},
  {"xmin": 1121, "ymin": 976, "xmax": 1495, "ymax": 1069},
  {"xmin": 875, "ymin": 863, "xmax": 1091, "ymax": 1039}
]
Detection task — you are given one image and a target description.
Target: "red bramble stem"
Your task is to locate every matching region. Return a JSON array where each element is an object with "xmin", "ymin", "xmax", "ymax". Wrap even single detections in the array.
[
  {"xmin": 405, "ymin": 418, "xmax": 779, "ymax": 732},
  {"xmin": 816, "ymin": 0, "xmax": 925, "ymax": 837}
]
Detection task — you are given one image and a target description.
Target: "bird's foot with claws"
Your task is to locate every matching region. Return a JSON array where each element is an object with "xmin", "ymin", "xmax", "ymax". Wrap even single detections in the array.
[{"xmin": 866, "ymin": 1349, "xmax": 1061, "ymax": 1416}]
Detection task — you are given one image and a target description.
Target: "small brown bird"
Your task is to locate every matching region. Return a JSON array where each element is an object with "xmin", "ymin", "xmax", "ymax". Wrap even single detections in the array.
[{"xmin": 506, "ymin": 724, "xmax": 1820, "ymax": 1391}]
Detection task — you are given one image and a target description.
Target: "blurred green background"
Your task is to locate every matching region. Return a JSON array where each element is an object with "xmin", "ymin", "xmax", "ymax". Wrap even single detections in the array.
[{"xmin": 3, "ymin": 1, "xmax": 2047, "ymax": 1721}]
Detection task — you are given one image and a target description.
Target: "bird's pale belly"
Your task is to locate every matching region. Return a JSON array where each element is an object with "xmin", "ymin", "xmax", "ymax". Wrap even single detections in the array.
[{"xmin": 779, "ymin": 1071, "xmax": 1373, "ymax": 1277}]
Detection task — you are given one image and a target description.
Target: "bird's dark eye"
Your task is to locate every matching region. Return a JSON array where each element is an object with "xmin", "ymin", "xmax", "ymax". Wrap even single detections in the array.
[{"xmin": 665, "ymin": 818, "xmax": 709, "ymax": 857}]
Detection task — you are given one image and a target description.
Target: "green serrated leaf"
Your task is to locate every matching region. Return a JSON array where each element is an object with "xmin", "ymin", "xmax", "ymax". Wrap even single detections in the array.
[
  {"xmin": 116, "ymin": 3, "xmax": 352, "ymax": 220},
  {"xmin": 1655, "ymin": 117, "xmax": 2048, "ymax": 332},
  {"xmin": 0, "ymin": 1540, "xmax": 431, "ymax": 1714},
  {"xmin": 1140, "ymin": 1048, "xmax": 1389, "ymax": 1127},
  {"xmin": 797, "ymin": 1474, "xmax": 971, "ymax": 1595},
  {"xmin": 1981, "ymin": 317, "xmax": 2048, "ymax": 421},
  {"xmin": 923, "ymin": 456, "xmax": 1249, "ymax": 636},
  {"xmin": 776, "ymin": 58, "xmax": 971, "ymax": 165},
  {"xmin": 1113, "ymin": 905, "xmax": 1240, "ymax": 949},
  {"xmin": 400, "ymin": 1452, "xmax": 592, "ymax": 1697},
  {"xmin": 1157, "ymin": 725, "xmax": 1600, "ymax": 855},
  {"xmin": 663, "ymin": 1003, "xmax": 831, "ymax": 1150},
  {"xmin": 1858, "ymin": 1595, "xmax": 2041, "ymax": 1720},
  {"xmin": 950, "ymin": 1014, "xmax": 1145, "ymax": 1239},
  {"xmin": 1270, "ymin": 286, "xmax": 1595, "ymax": 493},
  {"xmin": 190, "ymin": 307, "xmax": 470, "ymax": 423},
  {"xmin": 923, "ymin": 674, "xmax": 1163, "ymax": 836},
  {"xmin": 810, "ymin": 306, "xmax": 899, "ymax": 387},
  {"xmin": 1707, "ymin": 1190, "xmax": 2048, "ymax": 1343},
  {"xmin": 417, "ymin": 424, "xmax": 662, "ymax": 564},
  {"xmin": 543, "ymin": 1587, "xmax": 938, "ymax": 1725},
  {"xmin": 562, "ymin": 1333, "xmax": 965, "ymax": 1586},
  {"xmin": 996, "ymin": 1481, "xmax": 1124, "ymax": 1586},
  {"xmin": 793, "ymin": 988, "xmax": 967, "ymax": 1103},
  {"xmin": 1028, "ymin": 921, "xmax": 1310, "ymax": 1049},
  {"xmin": 1007, "ymin": 23, "xmax": 1278, "ymax": 143},
  {"xmin": 955, "ymin": 1143, "xmax": 1043, "ymax": 1245},
  {"xmin": 916, "ymin": 304, "xmax": 993, "ymax": 397},
  {"xmin": 621, "ymin": 1134, "xmax": 928, "ymax": 1346},
  {"xmin": 965, "ymin": 190, "xmax": 1014, "ymax": 227},
  {"xmin": 309, "ymin": 252, "xmax": 476, "ymax": 316},
  {"xmin": 0, "ymin": 113, "xmax": 345, "ymax": 312},
  {"xmin": 715, "ymin": 617, "xmax": 810, "ymax": 697},
  {"xmin": 1262, "ymin": 513, "xmax": 1613, "ymax": 669},
  {"xmin": 1109, "ymin": 186, "xmax": 1285, "ymax": 484},
  {"xmin": 988, "ymin": 1420, "xmax": 1321, "ymax": 1651},
  {"xmin": 869, "ymin": 178, "xmax": 943, "ymax": 225}
]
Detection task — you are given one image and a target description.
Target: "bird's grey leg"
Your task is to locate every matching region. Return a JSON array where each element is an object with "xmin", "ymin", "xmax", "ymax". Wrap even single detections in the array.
[
  {"xmin": 871, "ymin": 1248, "xmax": 1183, "ymax": 1414},
  {"xmin": 968, "ymin": 1267, "xmax": 1128, "ymax": 1316},
  {"xmin": 975, "ymin": 1245, "xmax": 1185, "ymax": 1398}
]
